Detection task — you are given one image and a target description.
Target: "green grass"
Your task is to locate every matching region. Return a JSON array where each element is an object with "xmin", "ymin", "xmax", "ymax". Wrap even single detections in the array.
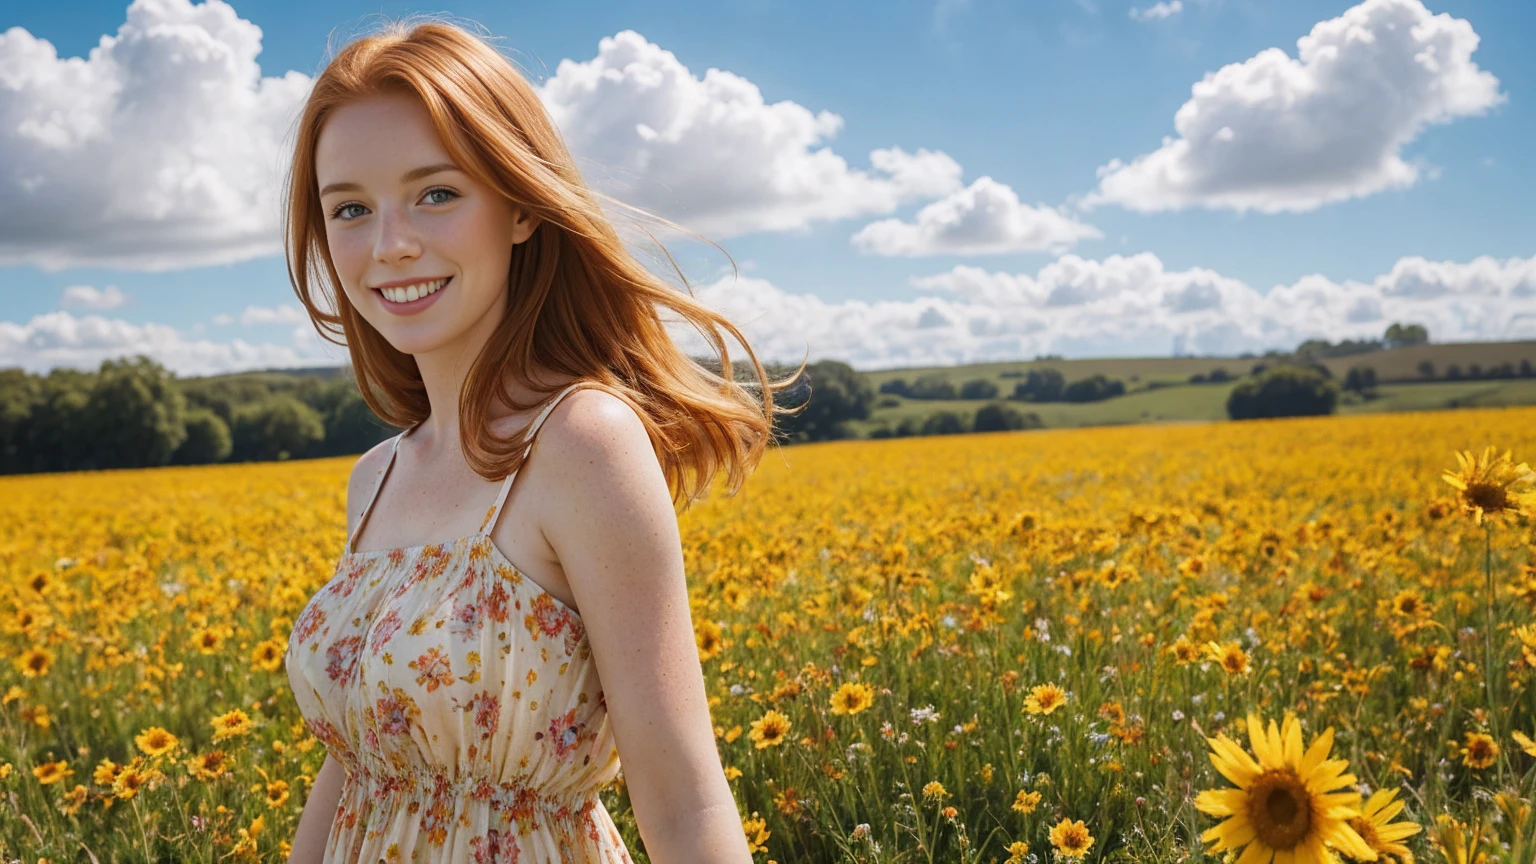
[{"xmin": 851, "ymin": 376, "xmax": 1536, "ymax": 435}]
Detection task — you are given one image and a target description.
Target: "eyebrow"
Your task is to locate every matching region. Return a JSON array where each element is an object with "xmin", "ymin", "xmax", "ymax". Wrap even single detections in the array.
[{"xmin": 318, "ymin": 163, "xmax": 461, "ymax": 198}]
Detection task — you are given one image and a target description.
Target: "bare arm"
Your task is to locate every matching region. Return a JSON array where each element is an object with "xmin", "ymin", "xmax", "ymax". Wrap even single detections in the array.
[
  {"xmin": 288, "ymin": 442, "xmax": 390, "ymax": 861},
  {"xmin": 287, "ymin": 754, "xmax": 345, "ymax": 864},
  {"xmin": 539, "ymin": 392, "xmax": 754, "ymax": 863}
]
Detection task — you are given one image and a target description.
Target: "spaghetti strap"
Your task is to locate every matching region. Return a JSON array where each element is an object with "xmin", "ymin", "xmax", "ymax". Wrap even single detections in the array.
[
  {"xmin": 477, "ymin": 381, "xmax": 600, "ymax": 536},
  {"xmin": 347, "ymin": 426, "xmax": 413, "ymax": 554}
]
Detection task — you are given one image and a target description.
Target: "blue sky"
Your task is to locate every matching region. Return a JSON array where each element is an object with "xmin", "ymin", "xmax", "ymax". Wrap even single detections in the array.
[{"xmin": 3, "ymin": 0, "xmax": 1533, "ymax": 375}]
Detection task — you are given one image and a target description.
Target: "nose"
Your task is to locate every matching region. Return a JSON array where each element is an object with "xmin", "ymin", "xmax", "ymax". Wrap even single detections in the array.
[{"xmin": 373, "ymin": 205, "xmax": 423, "ymax": 264}]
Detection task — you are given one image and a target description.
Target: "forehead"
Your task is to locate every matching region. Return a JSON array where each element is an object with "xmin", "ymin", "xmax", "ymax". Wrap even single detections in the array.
[{"xmin": 315, "ymin": 92, "xmax": 449, "ymax": 185}]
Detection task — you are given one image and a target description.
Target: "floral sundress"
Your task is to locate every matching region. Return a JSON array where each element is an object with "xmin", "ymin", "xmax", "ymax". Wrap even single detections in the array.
[{"xmin": 286, "ymin": 382, "xmax": 635, "ymax": 863}]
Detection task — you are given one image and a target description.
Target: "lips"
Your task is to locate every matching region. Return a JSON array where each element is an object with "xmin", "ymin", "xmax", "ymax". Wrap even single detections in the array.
[
  {"xmin": 374, "ymin": 275, "xmax": 451, "ymax": 312},
  {"xmin": 373, "ymin": 276, "xmax": 448, "ymax": 304}
]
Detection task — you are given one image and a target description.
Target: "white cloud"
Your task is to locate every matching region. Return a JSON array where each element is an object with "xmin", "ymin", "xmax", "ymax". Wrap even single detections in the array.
[
  {"xmin": 1130, "ymin": 1, "xmax": 1183, "ymax": 21},
  {"xmin": 850, "ymin": 177, "xmax": 1102, "ymax": 256},
  {"xmin": 239, "ymin": 304, "xmax": 306, "ymax": 325},
  {"xmin": 536, "ymin": 30, "xmax": 965, "ymax": 239},
  {"xmin": 0, "ymin": 0, "xmax": 312, "ymax": 272},
  {"xmin": 1085, "ymin": 0, "xmax": 1503, "ymax": 213},
  {"xmin": 60, "ymin": 285, "xmax": 127, "ymax": 310},
  {"xmin": 665, "ymin": 252, "xmax": 1536, "ymax": 369},
  {"xmin": 0, "ymin": 310, "xmax": 345, "ymax": 375}
]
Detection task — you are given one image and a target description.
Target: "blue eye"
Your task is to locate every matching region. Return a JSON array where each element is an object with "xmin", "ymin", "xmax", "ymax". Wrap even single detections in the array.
[{"xmin": 327, "ymin": 186, "xmax": 459, "ymax": 221}]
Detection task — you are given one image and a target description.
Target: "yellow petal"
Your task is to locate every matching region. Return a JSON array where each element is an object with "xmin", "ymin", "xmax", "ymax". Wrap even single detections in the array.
[
  {"xmin": 1282, "ymin": 714, "xmax": 1304, "ymax": 766},
  {"xmin": 1196, "ymin": 788, "xmax": 1249, "ymax": 817},
  {"xmin": 1210, "ymin": 736, "xmax": 1262, "ymax": 787},
  {"xmin": 1237, "ymin": 841, "xmax": 1276, "ymax": 864},
  {"xmin": 1299, "ymin": 726, "xmax": 1335, "ymax": 777}
]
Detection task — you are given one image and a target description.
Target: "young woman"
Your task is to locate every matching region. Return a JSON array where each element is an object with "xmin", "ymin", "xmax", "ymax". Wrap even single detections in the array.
[{"xmin": 281, "ymin": 16, "xmax": 802, "ymax": 864}]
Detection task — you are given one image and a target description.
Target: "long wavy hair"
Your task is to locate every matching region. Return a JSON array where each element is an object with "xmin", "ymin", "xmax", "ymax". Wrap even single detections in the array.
[{"xmin": 281, "ymin": 16, "xmax": 805, "ymax": 512}]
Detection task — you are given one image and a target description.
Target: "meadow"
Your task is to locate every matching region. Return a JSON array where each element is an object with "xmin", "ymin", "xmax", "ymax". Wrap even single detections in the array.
[{"xmin": 3, "ymin": 405, "xmax": 1536, "ymax": 863}]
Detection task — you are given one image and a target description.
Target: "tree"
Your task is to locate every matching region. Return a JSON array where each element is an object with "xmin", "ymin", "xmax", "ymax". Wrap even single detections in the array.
[
  {"xmin": 1226, "ymin": 366, "xmax": 1339, "ymax": 420},
  {"xmin": 973, "ymin": 402, "xmax": 1040, "ymax": 432},
  {"xmin": 1013, "ymin": 368, "xmax": 1065, "ymax": 402},
  {"xmin": 1061, "ymin": 375, "xmax": 1126, "ymax": 403},
  {"xmin": 172, "ymin": 409, "xmax": 233, "ymax": 464},
  {"xmin": 907, "ymin": 376, "xmax": 957, "ymax": 400},
  {"xmin": 773, "ymin": 360, "xmax": 871, "ymax": 443},
  {"xmin": 1343, "ymin": 365, "xmax": 1378, "ymax": 396},
  {"xmin": 919, "ymin": 411, "xmax": 967, "ymax": 436},
  {"xmin": 231, "ymin": 396, "xmax": 326, "ymax": 461},
  {"xmin": 1417, "ymin": 360, "xmax": 1436, "ymax": 379},
  {"xmin": 959, "ymin": 378, "xmax": 999, "ymax": 400},
  {"xmin": 82, "ymin": 355, "xmax": 188, "ymax": 469},
  {"xmin": 1384, "ymin": 322, "xmax": 1429, "ymax": 348}
]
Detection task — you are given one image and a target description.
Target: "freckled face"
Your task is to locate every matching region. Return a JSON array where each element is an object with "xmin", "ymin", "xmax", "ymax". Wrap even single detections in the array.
[{"xmin": 315, "ymin": 90, "xmax": 539, "ymax": 355}]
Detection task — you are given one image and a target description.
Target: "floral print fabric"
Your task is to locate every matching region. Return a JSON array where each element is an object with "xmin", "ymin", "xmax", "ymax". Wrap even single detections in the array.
[{"xmin": 286, "ymin": 382, "xmax": 634, "ymax": 863}]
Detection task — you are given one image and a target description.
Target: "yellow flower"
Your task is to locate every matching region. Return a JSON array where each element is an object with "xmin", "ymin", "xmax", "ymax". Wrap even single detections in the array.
[
  {"xmin": 829, "ymin": 682, "xmax": 875, "ymax": 716},
  {"xmin": 1193, "ymin": 711, "xmax": 1375, "ymax": 864},
  {"xmin": 1048, "ymin": 818, "xmax": 1095, "ymax": 859},
  {"xmin": 748, "ymin": 709, "xmax": 791, "ymax": 749},
  {"xmin": 135, "ymin": 726, "xmax": 180, "ymax": 758},
  {"xmin": 1005, "ymin": 840, "xmax": 1030, "ymax": 864},
  {"xmin": 1512, "ymin": 730, "xmax": 1536, "ymax": 758},
  {"xmin": 1348, "ymin": 787, "xmax": 1422, "ymax": 863},
  {"xmin": 250, "ymin": 638, "xmax": 286, "ymax": 672},
  {"xmin": 1012, "ymin": 789, "xmax": 1042, "ymax": 814},
  {"xmin": 186, "ymin": 750, "xmax": 235, "ymax": 782},
  {"xmin": 265, "ymin": 779, "xmax": 290, "ymax": 808},
  {"xmin": 1442, "ymin": 446, "xmax": 1536, "ymax": 526},
  {"xmin": 1203, "ymin": 640, "xmax": 1251, "ymax": 675},
  {"xmin": 211, "ymin": 709, "xmax": 254, "ymax": 742},
  {"xmin": 32, "ymin": 760, "xmax": 72, "ymax": 785},
  {"xmin": 1023, "ymin": 682, "xmax": 1067, "ymax": 715},
  {"xmin": 14, "ymin": 647, "xmax": 53, "ymax": 678},
  {"xmin": 1460, "ymin": 732, "xmax": 1498, "ymax": 769},
  {"xmin": 922, "ymin": 780, "xmax": 948, "ymax": 800}
]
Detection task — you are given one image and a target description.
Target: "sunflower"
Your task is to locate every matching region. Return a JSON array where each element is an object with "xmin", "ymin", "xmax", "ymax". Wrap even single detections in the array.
[
  {"xmin": 1194, "ymin": 711, "xmax": 1376, "ymax": 864},
  {"xmin": 1348, "ymin": 788, "xmax": 1422, "ymax": 863},
  {"xmin": 1441, "ymin": 446, "xmax": 1536, "ymax": 526}
]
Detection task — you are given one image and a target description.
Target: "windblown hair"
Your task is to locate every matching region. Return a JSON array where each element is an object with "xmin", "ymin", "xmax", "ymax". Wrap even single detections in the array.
[{"xmin": 281, "ymin": 15, "xmax": 805, "ymax": 512}]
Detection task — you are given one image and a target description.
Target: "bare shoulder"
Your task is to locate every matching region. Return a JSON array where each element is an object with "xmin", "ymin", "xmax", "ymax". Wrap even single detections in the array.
[
  {"xmin": 532, "ymin": 387, "xmax": 654, "ymax": 470},
  {"xmin": 345, "ymin": 435, "xmax": 398, "ymax": 534},
  {"xmin": 532, "ymin": 386, "xmax": 670, "ymax": 553}
]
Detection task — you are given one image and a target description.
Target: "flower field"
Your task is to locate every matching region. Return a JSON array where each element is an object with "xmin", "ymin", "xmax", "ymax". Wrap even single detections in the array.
[{"xmin": 3, "ymin": 405, "xmax": 1536, "ymax": 863}]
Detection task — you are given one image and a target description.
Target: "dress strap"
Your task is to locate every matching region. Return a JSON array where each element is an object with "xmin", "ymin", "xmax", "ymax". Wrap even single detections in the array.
[
  {"xmin": 477, "ymin": 381, "xmax": 599, "ymax": 536},
  {"xmin": 347, "ymin": 425, "xmax": 415, "ymax": 554}
]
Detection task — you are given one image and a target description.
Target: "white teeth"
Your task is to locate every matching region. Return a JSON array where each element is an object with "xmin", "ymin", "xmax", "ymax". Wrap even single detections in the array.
[{"xmin": 379, "ymin": 278, "xmax": 447, "ymax": 303}]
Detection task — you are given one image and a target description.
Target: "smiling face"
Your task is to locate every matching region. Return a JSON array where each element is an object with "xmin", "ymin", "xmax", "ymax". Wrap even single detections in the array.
[{"xmin": 315, "ymin": 89, "xmax": 539, "ymax": 356}]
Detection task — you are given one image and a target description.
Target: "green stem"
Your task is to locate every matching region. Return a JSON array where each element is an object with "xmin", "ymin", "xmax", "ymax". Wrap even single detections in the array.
[{"xmin": 1482, "ymin": 523, "xmax": 1505, "ymax": 786}]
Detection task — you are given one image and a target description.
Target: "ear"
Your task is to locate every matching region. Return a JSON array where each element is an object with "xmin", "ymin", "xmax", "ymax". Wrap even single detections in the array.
[{"xmin": 511, "ymin": 208, "xmax": 541, "ymax": 245}]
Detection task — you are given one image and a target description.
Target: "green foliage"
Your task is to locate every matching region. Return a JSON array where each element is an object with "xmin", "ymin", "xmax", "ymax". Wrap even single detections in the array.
[
  {"xmin": 1226, "ymin": 365, "xmax": 1339, "ymax": 420},
  {"xmin": 171, "ymin": 409, "xmax": 233, "ymax": 464},
  {"xmin": 973, "ymin": 402, "xmax": 1043, "ymax": 432},
  {"xmin": 773, "ymin": 360, "xmax": 871, "ymax": 443},
  {"xmin": 959, "ymin": 378, "xmax": 999, "ymax": 400}
]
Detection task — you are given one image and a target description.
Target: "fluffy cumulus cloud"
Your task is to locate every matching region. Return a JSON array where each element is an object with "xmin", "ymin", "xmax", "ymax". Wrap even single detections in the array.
[
  {"xmin": 849, "ymin": 177, "xmax": 1102, "ymax": 256},
  {"xmin": 60, "ymin": 285, "xmax": 128, "ymax": 310},
  {"xmin": 0, "ymin": 0, "xmax": 313, "ymax": 271},
  {"xmin": 0, "ymin": 309, "xmax": 346, "ymax": 375},
  {"xmin": 1086, "ymin": 0, "xmax": 1504, "ymax": 213},
  {"xmin": 536, "ymin": 30, "xmax": 965, "ymax": 238},
  {"xmin": 665, "ymin": 252, "xmax": 1536, "ymax": 369}
]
